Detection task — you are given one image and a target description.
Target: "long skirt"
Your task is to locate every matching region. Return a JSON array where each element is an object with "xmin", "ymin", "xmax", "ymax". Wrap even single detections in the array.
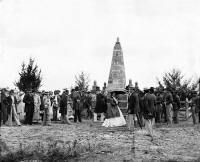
[
  {"xmin": 102, "ymin": 106, "xmax": 126, "ymax": 127},
  {"xmin": 33, "ymin": 106, "xmax": 40, "ymax": 122},
  {"xmin": 6, "ymin": 105, "xmax": 21, "ymax": 126}
]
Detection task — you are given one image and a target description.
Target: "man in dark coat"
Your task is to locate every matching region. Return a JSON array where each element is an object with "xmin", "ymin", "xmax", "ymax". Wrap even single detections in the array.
[
  {"xmin": 94, "ymin": 87, "xmax": 107, "ymax": 122},
  {"xmin": 144, "ymin": 87, "xmax": 156, "ymax": 141},
  {"xmin": 155, "ymin": 91, "xmax": 163, "ymax": 123},
  {"xmin": 72, "ymin": 87, "xmax": 84, "ymax": 123},
  {"xmin": 172, "ymin": 91, "xmax": 181, "ymax": 124},
  {"xmin": 60, "ymin": 89, "xmax": 71, "ymax": 124},
  {"xmin": 127, "ymin": 87, "xmax": 140, "ymax": 130},
  {"xmin": 84, "ymin": 92, "xmax": 93, "ymax": 119},
  {"xmin": 23, "ymin": 90, "xmax": 34, "ymax": 125}
]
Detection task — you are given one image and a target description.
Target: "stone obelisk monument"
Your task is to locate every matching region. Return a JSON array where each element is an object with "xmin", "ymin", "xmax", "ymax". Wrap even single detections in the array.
[{"xmin": 107, "ymin": 37, "xmax": 126, "ymax": 92}]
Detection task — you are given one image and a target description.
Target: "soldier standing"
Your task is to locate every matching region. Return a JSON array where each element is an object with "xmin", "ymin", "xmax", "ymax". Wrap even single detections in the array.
[
  {"xmin": 191, "ymin": 91, "xmax": 200, "ymax": 124},
  {"xmin": 164, "ymin": 88, "xmax": 173, "ymax": 125},
  {"xmin": 172, "ymin": 91, "xmax": 181, "ymax": 124},
  {"xmin": 127, "ymin": 87, "xmax": 140, "ymax": 131},
  {"xmin": 144, "ymin": 87, "xmax": 156, "ymax": 141}
]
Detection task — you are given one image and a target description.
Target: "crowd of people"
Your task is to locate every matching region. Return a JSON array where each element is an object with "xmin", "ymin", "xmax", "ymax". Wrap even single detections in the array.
[{"xmin": 0, "ymin": 84, "xmax": 200, "ymax": 140}]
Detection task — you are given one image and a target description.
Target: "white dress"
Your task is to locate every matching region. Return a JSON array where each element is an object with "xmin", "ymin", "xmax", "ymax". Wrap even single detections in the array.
[
  {"xmin": 33, "ymin": 94, "xmax": 41, "ymax": 121},
  {"xmin": 102, "ymin": 106, "xmax": 126, "ymax": 127}
]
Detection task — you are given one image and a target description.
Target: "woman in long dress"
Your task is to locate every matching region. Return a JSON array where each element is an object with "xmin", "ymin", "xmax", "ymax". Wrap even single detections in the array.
[
  {"xmin": 16, "ymin": 92, "xmax": 25, "ymax": 121},
  {"xmin": 102, "ymin": 92, "xmax": 126, "ymax": 127},
  {"xmin": 4, "ymin": 90, "xmax": 21, "ymax": 126},
  {"xmin": 42, "ymin": 92, "xmax": 51, "ymax": 126},
  {"xmin": 33, "ymin": 92, "xmax": 41, "ymax": 123}
]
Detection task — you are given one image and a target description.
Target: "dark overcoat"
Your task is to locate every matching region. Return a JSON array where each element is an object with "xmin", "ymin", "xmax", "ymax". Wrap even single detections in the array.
[
  {"xmin": 23, "ymin": 94, "xmax": 34, "ymax": 113},
  {"xmin": 128, "ymin": 92, "xmax": 140, "ymax": 114},
  {"xmin": 59, "ymin": 93, "xmax": 68, "ymax": 115},
  {"xmin": 145, "ymin": 93, "xmax": 156, "ymax": 115},
  {"xmin": 95, "ymin": 93, "xmax": 107, "ymax": 113},
  {"xmin": 172, "ymin": 94, "xmax": 181, "ymax": 111}
]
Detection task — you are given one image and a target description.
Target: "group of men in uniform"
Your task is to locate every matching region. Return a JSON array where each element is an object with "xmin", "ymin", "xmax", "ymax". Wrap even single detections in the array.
[{"xmin": 126, "ymin": 85, "xmax": 200, "ymax": 140}]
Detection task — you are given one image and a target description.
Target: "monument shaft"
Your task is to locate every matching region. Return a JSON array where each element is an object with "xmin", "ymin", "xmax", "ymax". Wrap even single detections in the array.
[{"xmin": 107, "ymin": 37, "xmax": 126, "ymax": 92}]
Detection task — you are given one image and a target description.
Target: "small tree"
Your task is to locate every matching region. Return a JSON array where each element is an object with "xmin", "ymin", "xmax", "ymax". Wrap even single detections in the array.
[
  {"xmin": 75, "ymin": 72, "xmax": 90, "ymax": 91},
  {"xmin": 15, "ymin": 58, "xmax": 42, "ymax": 92},
  {"xmin": 157, "ymin": 68, "xmax": 198, "ymax": 100}
]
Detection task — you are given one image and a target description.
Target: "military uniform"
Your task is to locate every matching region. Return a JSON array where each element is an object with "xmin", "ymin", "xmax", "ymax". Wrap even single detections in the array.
[
  {"xmin": 164, "ymin": 91, "xmax": 173, "ymax": 124},
  {"xmin": 191, "ymin": 93, "xmax": 200, "ymax": 124}
]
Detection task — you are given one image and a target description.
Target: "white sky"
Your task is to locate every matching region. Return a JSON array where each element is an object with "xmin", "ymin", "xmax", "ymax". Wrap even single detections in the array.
[{"xmin": 0, "ymin": 0, "xmax": 200, "ymax": 90}]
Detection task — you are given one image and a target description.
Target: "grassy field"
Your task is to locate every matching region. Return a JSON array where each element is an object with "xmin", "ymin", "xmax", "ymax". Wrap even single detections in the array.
[{"xmin": 1, "ymin": 119, "xmax": 200, "ymax": 162}]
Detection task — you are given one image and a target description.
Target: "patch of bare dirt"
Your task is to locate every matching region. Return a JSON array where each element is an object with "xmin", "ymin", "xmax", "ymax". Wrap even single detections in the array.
[{"xmin": 1, "ymin": 120, "xmax": 200, "ymax": 162}]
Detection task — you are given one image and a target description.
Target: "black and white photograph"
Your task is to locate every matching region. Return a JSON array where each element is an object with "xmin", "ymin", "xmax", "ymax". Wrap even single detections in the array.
[{"xmin": 0, "ymin": 0, "xmax": 200, "ymax": 161}]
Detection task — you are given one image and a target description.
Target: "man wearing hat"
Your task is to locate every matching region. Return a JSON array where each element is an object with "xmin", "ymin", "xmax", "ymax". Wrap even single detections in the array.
[{"xmin": 94, "ymin": 86, "xmax": 107, "ymax": 122}]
